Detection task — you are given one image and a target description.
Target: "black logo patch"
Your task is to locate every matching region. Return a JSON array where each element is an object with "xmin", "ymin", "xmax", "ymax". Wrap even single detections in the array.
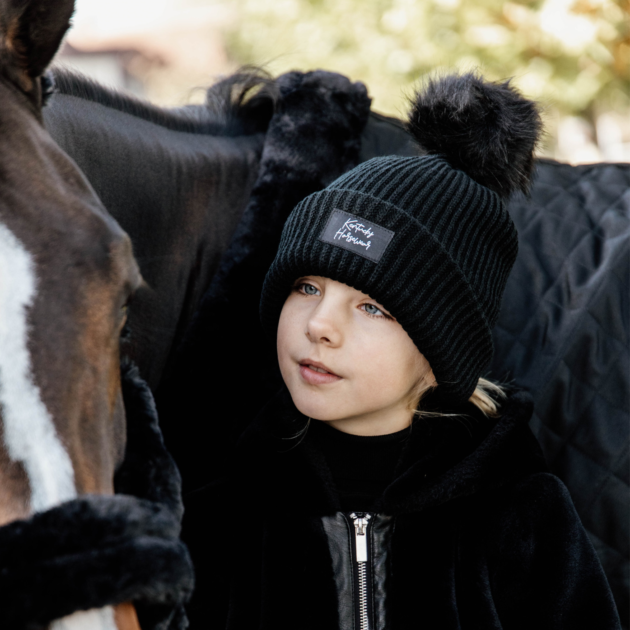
[{"xmin": 319, "ymin": 209, "xmax": 394, "ymax": 263}]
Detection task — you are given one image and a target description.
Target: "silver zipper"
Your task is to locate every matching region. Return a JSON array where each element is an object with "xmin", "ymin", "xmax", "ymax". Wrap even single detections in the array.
[{"xmin": 350, "ymin": 512, "xmax": 372, "ymax": 630}]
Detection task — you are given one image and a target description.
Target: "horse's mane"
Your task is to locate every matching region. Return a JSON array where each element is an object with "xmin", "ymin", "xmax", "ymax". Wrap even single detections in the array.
[{"xmin": 50, "ymin": 66, "xmax": 277, "ymax": 136}]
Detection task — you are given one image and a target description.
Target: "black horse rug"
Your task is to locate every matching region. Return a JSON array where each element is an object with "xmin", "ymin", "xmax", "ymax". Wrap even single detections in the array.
[{"xmin": 491, "ymin": 159, "xmax": 629, "ymax": 627}]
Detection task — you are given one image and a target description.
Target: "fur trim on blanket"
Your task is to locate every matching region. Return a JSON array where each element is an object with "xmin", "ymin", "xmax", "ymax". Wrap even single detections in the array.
[
  {"xmin": 0, "ymin": 363, "xmax": 193, "ymax": 630},
  {"xmin": 0, "ymin": 496, "xmax": 193, "ymax": 629}
]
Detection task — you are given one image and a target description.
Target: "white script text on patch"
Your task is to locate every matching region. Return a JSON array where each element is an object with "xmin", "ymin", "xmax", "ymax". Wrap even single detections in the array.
[{"xmin": 334, "ymin": 219, "xmax": 375, "ymax": 251}]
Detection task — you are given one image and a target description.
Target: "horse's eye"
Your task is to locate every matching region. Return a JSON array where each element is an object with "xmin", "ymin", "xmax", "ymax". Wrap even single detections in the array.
[
  {"xmin": 120, "ymin": 322, "xmax": 132, "ymax": 343},
  {"xmin": 40, "ymin": 72, "xmax": 56, "ymax": 105},
  {"xmin": 120, "ymin": 302, "xmax": 131, "ymax": 343}
]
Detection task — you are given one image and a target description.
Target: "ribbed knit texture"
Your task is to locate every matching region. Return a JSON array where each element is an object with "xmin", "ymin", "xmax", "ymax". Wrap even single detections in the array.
[{"xmin": 260, "ymin": 155, "xmax": 518, "ymax": 402}]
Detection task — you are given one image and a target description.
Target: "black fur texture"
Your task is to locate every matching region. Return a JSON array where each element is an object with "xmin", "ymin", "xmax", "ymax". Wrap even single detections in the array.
[
  {"xmin": 117, "ymin": 359, "xmax": 184, "ymax": 524},
  {"xmin": 116, "ymin": 360, "xmax": 193, "ymax": 629},
  {"xmin": 0, "ymin": 363, "xmax": 193, "ymax": 630},
  {"xmin": 0, "ymin": 495, "xmax": 193, "ymax": 630},
  {"xmin": 406, "ymin": 73, "xmax": 542, "ymax": 199}
]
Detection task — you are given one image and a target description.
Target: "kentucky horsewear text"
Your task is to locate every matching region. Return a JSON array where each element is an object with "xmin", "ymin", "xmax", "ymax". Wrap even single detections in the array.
[{"xmin": 319, "ymin": 209, "xmax": 394, "ymax": 263}]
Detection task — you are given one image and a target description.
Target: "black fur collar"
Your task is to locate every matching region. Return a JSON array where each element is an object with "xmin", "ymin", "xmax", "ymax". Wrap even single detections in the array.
[{"xmin": 235, "ymin": 386, "xmax": 548, "ymax": 517}]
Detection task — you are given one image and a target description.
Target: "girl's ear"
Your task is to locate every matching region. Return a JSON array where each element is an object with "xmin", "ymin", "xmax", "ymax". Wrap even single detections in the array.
[
  {"xmin": 407, "ymin": 366, "xmax": 438, "ymax": 412},
  {"xmin": 418, "ymin": 364, "xmax": 437, "ymax": 390}
]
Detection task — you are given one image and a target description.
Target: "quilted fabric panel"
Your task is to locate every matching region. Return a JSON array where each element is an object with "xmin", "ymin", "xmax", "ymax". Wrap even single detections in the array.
[{"xmin": 491, "ymin": 160, "xmax": 630, "ymax": 628}]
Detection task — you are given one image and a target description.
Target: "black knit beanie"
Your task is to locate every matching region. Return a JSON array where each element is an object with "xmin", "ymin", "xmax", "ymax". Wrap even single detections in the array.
[{"xmin": 260, "ymin": 73, "xmax": 542, "ymax": 403}]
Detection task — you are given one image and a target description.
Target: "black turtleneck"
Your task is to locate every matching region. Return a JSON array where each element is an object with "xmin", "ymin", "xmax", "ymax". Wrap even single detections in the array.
[{"xmin": 310, "ymin": 420, "xmax": 411, "ymax": 512}]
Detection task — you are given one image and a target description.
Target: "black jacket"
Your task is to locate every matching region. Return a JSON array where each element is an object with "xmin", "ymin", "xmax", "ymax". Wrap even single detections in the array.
[{"xmin": 184, "ymin": 385, "xmax": 620, "ymax": 629}]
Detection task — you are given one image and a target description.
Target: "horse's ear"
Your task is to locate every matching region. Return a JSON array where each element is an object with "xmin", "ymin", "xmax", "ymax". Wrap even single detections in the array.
[{"xmin": 0, "ymin": 0, "xmax": 75, "ymax": 91}]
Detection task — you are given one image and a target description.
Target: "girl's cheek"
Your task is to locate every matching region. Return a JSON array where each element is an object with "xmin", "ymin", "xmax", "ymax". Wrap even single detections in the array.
[{"xmin": 277, "ymin": 303, "xmax": 295, "ymax": 350}]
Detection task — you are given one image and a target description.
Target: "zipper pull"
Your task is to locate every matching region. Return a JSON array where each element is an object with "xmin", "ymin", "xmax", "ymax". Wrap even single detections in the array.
[{"xmin": 350, "ymin": 512, "xmax": 371, "ymax": 562}]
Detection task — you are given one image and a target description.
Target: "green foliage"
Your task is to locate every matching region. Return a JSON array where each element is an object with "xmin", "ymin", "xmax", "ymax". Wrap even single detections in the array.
[{"xmin": 224, "ymin": 0, "xmax": 629, "ymax": 134}]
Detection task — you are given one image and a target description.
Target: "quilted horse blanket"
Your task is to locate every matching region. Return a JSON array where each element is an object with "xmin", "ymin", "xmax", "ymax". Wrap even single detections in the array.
[{"xmin": 492, "ymin": 160, "xmax": 629, "ymax": 627}]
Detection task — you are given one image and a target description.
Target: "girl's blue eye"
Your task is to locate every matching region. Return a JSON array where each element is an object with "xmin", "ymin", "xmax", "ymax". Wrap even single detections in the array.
[
  {"xmin": 302, "ymin": 283, "xmax": 319, "ymax": 295},
  {"xmin": 363, "ymin": 303, "xmax": 384, "ymax": 316}
]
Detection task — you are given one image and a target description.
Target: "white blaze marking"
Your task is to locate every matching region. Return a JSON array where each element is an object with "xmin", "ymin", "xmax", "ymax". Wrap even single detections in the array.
[
  {"xmin": 51, "ymin": 608, "xmax": 117, "ymax": 630},
  {"xmin": 0, "ymin": 224, "xmax": 117, "ymax": 629},
  {"xmin": 0, "ymin": 222, "xmax": 76, "ymax": 511}
]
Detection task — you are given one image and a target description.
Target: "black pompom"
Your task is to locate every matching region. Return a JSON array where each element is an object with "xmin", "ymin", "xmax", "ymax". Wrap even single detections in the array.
[{"xmin": 406, "ymin": 73, "xmax": 542, "ymax": 199}]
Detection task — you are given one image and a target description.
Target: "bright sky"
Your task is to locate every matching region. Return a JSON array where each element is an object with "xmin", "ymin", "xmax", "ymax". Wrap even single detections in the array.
[{"xmin": 70, "ymin": 0, "xmax": 182, "ymax": 39}]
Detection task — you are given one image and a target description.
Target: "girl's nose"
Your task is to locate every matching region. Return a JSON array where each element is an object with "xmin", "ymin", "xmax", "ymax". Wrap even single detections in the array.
[{"xmin": 305, "ymin": 308, "xmax": 342, "ymax": 347}]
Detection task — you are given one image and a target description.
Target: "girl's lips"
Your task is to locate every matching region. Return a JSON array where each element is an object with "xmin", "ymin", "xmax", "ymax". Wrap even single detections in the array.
[{"xmin": 299, "ymin": 363, "xmax": 342, "ymax": 385}]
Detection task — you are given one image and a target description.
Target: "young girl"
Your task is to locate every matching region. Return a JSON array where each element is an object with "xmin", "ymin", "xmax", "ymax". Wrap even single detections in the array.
[{"xmin": 191, "ymin": 73, "xmax": 621, "ymax": 629}]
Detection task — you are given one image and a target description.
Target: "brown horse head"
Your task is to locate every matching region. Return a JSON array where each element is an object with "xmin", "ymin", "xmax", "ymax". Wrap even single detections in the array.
[{"xmin": 0, "ymin": 0, "xmax": 143, "ymax": 627}]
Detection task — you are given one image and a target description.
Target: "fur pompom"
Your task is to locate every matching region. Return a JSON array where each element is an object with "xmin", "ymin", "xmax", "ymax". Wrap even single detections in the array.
[{"xmin": 406, "ymin": 73, "xmax": 542, "ymax": 199}]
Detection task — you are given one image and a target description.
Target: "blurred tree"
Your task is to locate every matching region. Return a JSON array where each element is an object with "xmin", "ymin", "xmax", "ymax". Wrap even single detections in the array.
[{"xmin": 220, "ymin": 0, "xmax": 629, "ymax": 159}]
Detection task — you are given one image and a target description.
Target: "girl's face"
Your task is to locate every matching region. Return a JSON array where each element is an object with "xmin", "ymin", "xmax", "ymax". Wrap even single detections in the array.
[{"xmin": 277, "ymin": 276, "xmax": 436, "ymax": 436}]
